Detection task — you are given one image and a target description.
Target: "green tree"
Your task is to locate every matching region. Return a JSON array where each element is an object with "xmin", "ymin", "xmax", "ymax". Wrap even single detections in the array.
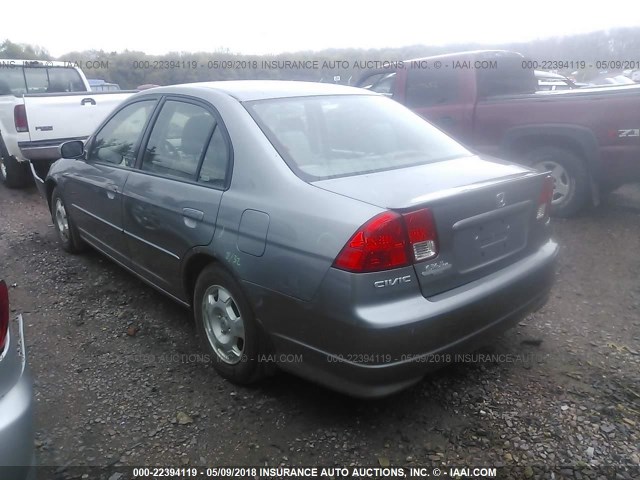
[{"xmin": 0, "ymin": 39, "xmax": 51, "ymax": 59}]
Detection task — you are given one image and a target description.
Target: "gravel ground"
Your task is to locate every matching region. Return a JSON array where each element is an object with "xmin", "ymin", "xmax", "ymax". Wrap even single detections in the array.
[{"xmin": 1, "ymin": 183, "xmax": 639, "ymax": 480}]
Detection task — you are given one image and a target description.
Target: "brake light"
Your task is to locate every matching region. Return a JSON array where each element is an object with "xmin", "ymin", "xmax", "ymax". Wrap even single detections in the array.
[
  {"xmin": 0, "ymin": 281, "xmax": 9, "ymax": 351},
  {"xmin": 14, "ymin": 105, "xmax": 29, "ymax": 132},
  {"xmin": 403, "ymin": 209, "xmax": 438, "ymax": 261},
  {"xmin": 536, "ymin": 175, "xmax": 554, "ymax": 220},
  {"xmin": 333, "ymin": 209, "xmax": 438, "ymax": 273}
]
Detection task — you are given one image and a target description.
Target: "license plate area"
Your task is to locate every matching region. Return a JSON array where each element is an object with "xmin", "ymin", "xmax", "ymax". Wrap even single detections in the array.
[{"xmin": 453, "ymin": 201, "xmax": 530, "ymax": 274}]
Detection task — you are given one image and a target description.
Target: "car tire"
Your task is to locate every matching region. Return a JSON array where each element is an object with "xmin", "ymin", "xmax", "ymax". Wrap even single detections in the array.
[
  {"xmin": 51, "ymin": 187, "xmax": 85, "ymax": 253},
  {"xmin": 528, "ymin": 146, "xmax": 590, "ymax": 217},
  {"xmin": 0, "ymin": 136, "xmax": 31, "ymax": 189},
  {"xmin": 194, "ymin": 264, "xmax": 267, "ymax": 384}
]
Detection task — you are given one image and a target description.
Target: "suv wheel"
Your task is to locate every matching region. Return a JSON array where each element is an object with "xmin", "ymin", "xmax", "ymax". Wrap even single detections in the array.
[{"xmin": 528, "ymin": 146, "xmax": 590, "ymax": 217}]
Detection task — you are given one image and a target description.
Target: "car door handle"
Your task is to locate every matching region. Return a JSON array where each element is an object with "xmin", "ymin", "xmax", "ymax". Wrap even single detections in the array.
[
  {"xmin": 182, "ymin": 208, "xmax": 204, "ymax": 221},
  {"xmin": 81, "ymin": 98, "xmax": 97, "ymax": 106},
  {"xmin": 106, "ymin": 184, "xmax": 118, "ymax": 199}
]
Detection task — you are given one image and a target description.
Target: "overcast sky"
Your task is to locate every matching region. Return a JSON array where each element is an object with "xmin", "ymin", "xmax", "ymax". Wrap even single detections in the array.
[{"xmin": 3, "ymin": 0, "xmax": 639, "ymax": 57}]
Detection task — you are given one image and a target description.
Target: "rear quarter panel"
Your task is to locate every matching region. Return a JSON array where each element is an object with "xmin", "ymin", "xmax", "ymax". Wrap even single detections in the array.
[{"xmin": 196, "ymin": 90, "xmax": 383, "ymax": 302}]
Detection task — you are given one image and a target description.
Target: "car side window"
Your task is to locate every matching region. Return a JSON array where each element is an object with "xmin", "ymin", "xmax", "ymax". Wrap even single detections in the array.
[
  {"xmin": 46, "ymin": 67, "xmax": 87, "ymax": 92},
  {"xmin": 87, "ymin": 100, "xmax": 156, "ymax": 167},
  {"xmin": 405, "ymin": 69, "xmax": 458, "ymax": 108},
  {"xmin": 359, "ymin": 72, "xmax": 396, "ymax": 96},
  {"xmin": 198, "ymin": 126, "xmax": 230, "ymax": 188},
  {"xmin": 141, "ymin": 101, "xmax": 215, "ymax": 181},
  {"xmin": 369, "ymin": 73, "xmax": 396, "ymax": 96},
  {"xmin": 23, "ymin": 68, "xmax": 49, "ymax": 94},
  {"xmin": 0, "ymin": 67, "xmax": 27, "ymax": 95}
]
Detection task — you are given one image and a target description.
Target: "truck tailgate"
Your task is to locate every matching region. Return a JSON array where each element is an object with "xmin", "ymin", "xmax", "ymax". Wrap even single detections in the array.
[{"xmin": 22, "ymin": 91, "xmax": 133, "ymax": 142}]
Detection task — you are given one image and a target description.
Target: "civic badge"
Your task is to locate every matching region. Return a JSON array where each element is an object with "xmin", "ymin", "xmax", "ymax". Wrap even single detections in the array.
[{"xmin": 496, "ymin": 192, "xmax": 506, "ymax": 208}]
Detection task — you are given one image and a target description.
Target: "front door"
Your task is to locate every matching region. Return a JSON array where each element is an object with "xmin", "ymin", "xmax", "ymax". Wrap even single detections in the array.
[
  {"xmin": 123, "ymin": 98, "xmax": 231, "ymax": 299},
  {"xmin": 66, "ymin": 100, "xmax": 158, "ymax": 264}
]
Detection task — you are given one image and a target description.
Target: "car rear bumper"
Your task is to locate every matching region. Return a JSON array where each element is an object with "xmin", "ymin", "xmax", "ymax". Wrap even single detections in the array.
[
  {"xmin": 0, "ymin": 315, "xmax": 35, "ymax": 475},
  {"xmin": 258, "ymin": 240, "xmax": 558, "ymax": 398}
]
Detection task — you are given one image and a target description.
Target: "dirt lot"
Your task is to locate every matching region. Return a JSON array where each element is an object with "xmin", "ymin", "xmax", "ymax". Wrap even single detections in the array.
[{"xmin": 1, "ymin": 183, "xmax": 639, "ymax": 479}]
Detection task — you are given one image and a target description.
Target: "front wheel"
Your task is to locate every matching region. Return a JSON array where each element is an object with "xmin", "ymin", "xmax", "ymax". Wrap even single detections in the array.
[
  {"xmin": 528, "ymin": 146, "xmax": 590, "ymax": 217},
  {"xmin": 194, "ymin": 264, "xmax": 267, "ymax": 384},
  {"xmin": 51, "ymin": 187, "xmax": 86, "ymax": 253}
]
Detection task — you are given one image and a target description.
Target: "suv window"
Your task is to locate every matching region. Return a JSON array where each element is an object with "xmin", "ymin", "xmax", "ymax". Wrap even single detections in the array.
[
  {"xmin": 141, "ymin": 101, "xmax": 215, "ymax": 180},
  {"xmin": 0, "ymin": 66, "xmax": 88, "ymax": 95},
  {"xmin": 88, "ymin": 100, "xmax": 156, "ymax": 167},
  {"xmin": 405, "ymin": 69, "xmax": 458, "ymax": 108}
]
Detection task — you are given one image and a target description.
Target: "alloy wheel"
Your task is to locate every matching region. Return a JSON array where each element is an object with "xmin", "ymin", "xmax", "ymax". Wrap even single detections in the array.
[{"xmin": 533, "ymin": 160, "xmax": 574, "ymax": 206}]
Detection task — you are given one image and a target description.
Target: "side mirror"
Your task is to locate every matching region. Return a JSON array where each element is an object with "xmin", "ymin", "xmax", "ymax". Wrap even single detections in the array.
[{"xmin": 60, "ymin": 140, "xmax": 85, "ymax": 159}]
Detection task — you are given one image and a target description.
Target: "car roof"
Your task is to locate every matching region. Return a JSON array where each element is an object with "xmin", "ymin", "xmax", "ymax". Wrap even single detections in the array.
[{"xmin": 138, "ymin": 80, "xmax": 373, "ymax": 102}]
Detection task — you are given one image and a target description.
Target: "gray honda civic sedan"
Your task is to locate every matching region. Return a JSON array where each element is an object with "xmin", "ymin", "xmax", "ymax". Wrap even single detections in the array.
[{"xmin": 43, "ymin": 81, "xmax": 558, "ymax": 397}]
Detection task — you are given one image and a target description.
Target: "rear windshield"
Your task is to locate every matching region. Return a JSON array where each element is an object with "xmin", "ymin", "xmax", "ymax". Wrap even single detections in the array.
[
  {"xmin": 0, "ymin": 66, "xmax": 87, "ymax": 95},
  {"xmin": 245, "ymin": 95, "xmax": 471, "ymax": 180}
]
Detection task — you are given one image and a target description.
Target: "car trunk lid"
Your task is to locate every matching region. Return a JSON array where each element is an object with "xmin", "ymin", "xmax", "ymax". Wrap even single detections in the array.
[{"xmin": 314, "ymin": 155, "xmax": 550, "ymax": 297}]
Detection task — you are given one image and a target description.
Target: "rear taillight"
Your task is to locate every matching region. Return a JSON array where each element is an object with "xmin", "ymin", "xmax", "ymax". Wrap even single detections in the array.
[
  {"xmin": 14, "ymin": 105, "xmax": 29, "ymax": 132},
  {"xmin": 536, "ymin": 175, "xmax": 554, "ymax": 220},
  {"xmin": 403, "ymin": 209, "xmax": 438, "ymax": 261},
  {"xmin": 333, "ymin": 208, "xmax": 439, "ymax": 273},
  {"xmin": 0, "ymin": 281, "xmax": 9, "ymax": 351}
]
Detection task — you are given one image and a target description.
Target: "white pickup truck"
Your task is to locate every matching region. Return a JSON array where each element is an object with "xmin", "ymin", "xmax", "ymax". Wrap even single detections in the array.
[{"xmin": 0, "ymin": 59, "xmax": 135, "ymax": 187}]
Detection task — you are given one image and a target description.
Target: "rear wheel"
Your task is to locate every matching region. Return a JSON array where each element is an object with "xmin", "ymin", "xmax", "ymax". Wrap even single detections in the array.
[
  {"xmin": 51, "ymin": 187, "xmax": 85, "ymax": 253},
  {"xmin": 0, "ymin": 136, "xmax": 31, "ymax": 188},
  {"xmin": 528, "ymin": 146, "xmax": 590, "ymax": 217},
  {"xmin": 194, "ymin": 264, "xmax": 267, "ymax": 384}
]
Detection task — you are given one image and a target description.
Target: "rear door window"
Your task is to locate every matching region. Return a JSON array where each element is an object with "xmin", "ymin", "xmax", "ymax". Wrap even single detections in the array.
[
  {"xmin": 141, "ymin": 101, "xmax": 216, "ymax": 181},
  {"xmin": 23, "ymin": 67, "xmax": 87, "ymax": 93},
  {"xmin": 198, "ymin": 127, "xmax": 230, "ymax": 188},
  {"xmin": 46, "ymin": 67, "xmax": 87, "ymax": 92},
  {"xmin": 24, "ymin": 68, "xmax": 49, "ymax": 93},
  {"xmin": 0, "ymin": 67, "xmax": 26, "ymax": 95},
  {"xmin": 0, "ymin": 65, "xmax": 87, "ymax": 95},
  {"xmin": 476, "ymin": 56, "xmax": 537, "ymax": 97}
]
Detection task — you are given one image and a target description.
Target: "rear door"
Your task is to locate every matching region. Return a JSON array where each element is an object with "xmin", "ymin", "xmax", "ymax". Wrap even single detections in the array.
[
  {"xmin": 123, "ymin": 97, "xmax": 231, "ymax": 299},
  {"xmin": 65, "ymin": 99, "xmax": 158, "ymax": 264}
]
